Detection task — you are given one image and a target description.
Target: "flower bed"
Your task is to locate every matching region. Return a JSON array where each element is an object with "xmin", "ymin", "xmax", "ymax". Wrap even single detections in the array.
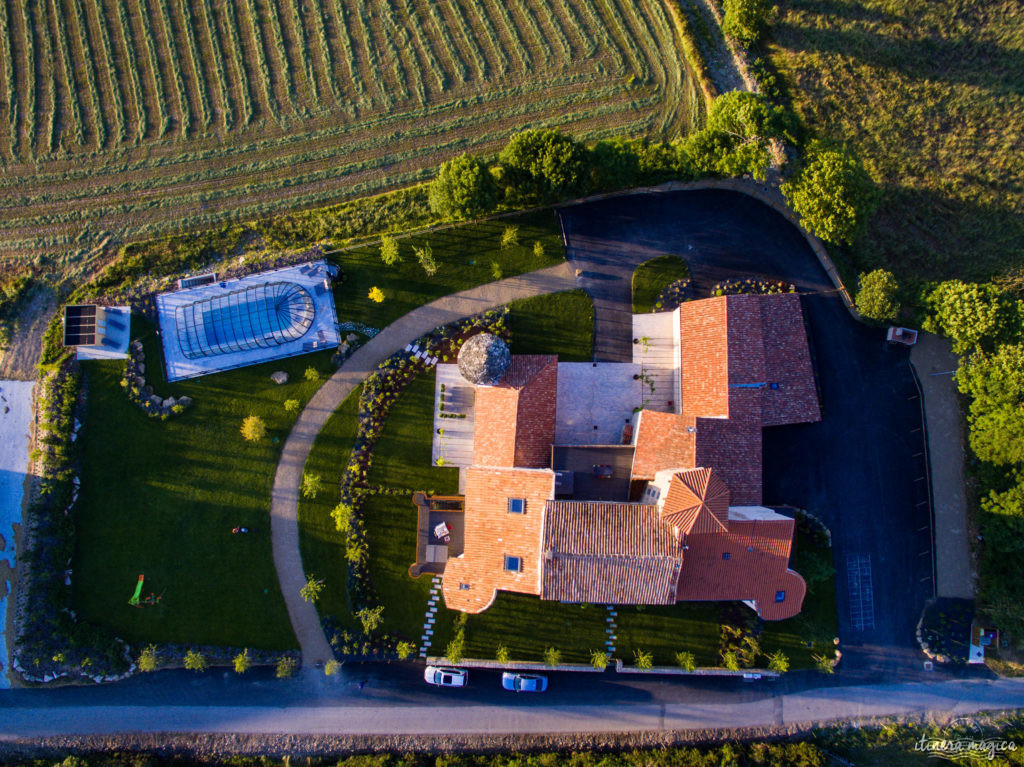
[
  {"xmin": 120, "ymin": 340, "xmax": 192, "ymax": 418},
  {"xmin": 918, "ymin": 597, "xmax": 973, "ymax": 664},
  {"xmin": 712, "ymin": 278, "xmax": 796, "ymax": 296},
  {"xmin": 652, "ymin": 278, "xmax": 693, "ymax": 312}
]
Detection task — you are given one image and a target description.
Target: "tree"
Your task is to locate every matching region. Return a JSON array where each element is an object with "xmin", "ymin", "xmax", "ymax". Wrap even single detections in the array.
[
  {"xmin": 379, "ymin": 235, "xmax": 401, "ymax": 266},
  {"xmin": 533, "ymin": 241, "xmax": 545, "ymax": 260},
  {"xmin": 324, "ymin": 659, "xmax": 341, "ymax": 676},
  {"xmin": 283, "ymin": 399, "xmax": 300, "ymax": 413},
  {"xmin": 723, "ymin": 0, "xmax": 770, "ymax": 46},
  {"xmin": 304, "ymin": 366, "xmax": 321, "ymax": 383},
  {"xmin": 276, "ymin": 656, "xmax": 297, "ymax": 678},
  {"xmin": 445, "ymin": 633, "xmax": 465, "ymax": 664},
  {"xmin": 301, "ymin": 472, "xmax": 323, "ymax": 499},
  {"xmin": 356, "ymin": 605, "xmax": 384, "ymax": 635},
  {"xmin": 184, "ymin": 649, "xmax": 207, "ymax": 672},
  {"xmin": 675, "ymin": 650, "xmax": 696, "ymax": 672},
  {"xmin": 137, "ymin": 644, "xmax": 158, "ymax": 673},
  {"xmin": 397, "ymin": 641, "xmax": 416, "ymax": 660},
  {"xmin": 301, "ymin": 574, "xmax": 325, "ymax": 603},
  {"xmin": 590, "ymin": 137, "xmax": 641, "ymax": 191},
  {"xmin": 499, "ymin": 129, "xmax": 590, "ymax": 204},
  {"xmin": 927, "ymin": 280, "xmax": 1007, "ymax": 354},
  {"xmin": 969, "ymin": 407, "xmax": 1024, "ymax": 465},
  {"xmin": 543, "ymin": 646, "xmax": 562, "ymax": 668},
  {"xmin": 240, "ymin": 415, "xmax": 266, "ymax": 442},
  {"xmin": 331, "ymin": 501, "xmax": 354, "ymax": 533},
  {"xmin": 233, "ymin": 648, "xmax": 252, "ymax": 674},
  {"xmin": 495, "ymin": 644, "xmax": 511, "ymax": 664},
  {"xmin": 590, "ymin": 649, "xmax": 609, "ymax": 670},
  {"xmin": 633, "ymin": 649, "xmax": 654, "ymax": 671},
  {"xmin": 428, "ymin": 153, "xmax": 498, "ymax": 219},
  {"xmin": 782, "ymin": 147, "xmax": 876, "ymax": 245},
  {"xmin": 957, "ymin": 344, "xmax": 1024, "ymax": 412},
  {"xmin": 722, "ymin": 650, "xmax": 740, "ymax": 671},
  {"xmin": 767, "ymin": 650, "xmax": 790, "ymax": 673},
  {"xmin": 367, "ymin": 286, "xmax": 385, "ymax": 303},
  {"xmin": 855, "ymin": 269, "xmax": 901, "ymax": 324},
  {"xmin": 415, "ymin": 244, "xmax": 437, "ymax": 276}
]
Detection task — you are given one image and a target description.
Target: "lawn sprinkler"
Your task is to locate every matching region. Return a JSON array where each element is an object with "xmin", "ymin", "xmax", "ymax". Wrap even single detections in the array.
[{"xmin": 129, "ymin": 574, "xmax": 164, "ymax": 608}]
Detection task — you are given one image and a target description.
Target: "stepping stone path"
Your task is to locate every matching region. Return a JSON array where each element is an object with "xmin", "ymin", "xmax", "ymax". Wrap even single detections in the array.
[
  {"xmin": 419, "ymin": 575, "xmax": 443, "ymax": 659},
  {"xmin": 605, "ymin": 605, "xmax": 617, "ymax": 656},
  {"xmin": 404, "ymin": 343, "xmax": 439, "ymax": 367}
]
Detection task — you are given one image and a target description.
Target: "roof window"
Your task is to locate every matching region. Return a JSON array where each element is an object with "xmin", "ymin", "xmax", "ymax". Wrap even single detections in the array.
[{"xmin": 507, "ymin": 498, "xmax": 525, "ymax": 514}]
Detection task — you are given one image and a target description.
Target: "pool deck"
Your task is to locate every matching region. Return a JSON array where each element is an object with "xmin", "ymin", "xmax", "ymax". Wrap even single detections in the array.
[{"xmin": 156, "ymin": 261, "xmax": 340, "ymax": 382}]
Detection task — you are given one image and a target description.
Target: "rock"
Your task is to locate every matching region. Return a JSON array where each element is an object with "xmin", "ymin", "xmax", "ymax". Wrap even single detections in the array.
[
  {"xmin": 162, "ymin": 397, "xmax": 176, "ymax": 409},
  {"xmin": 144, "ymin": 385, "xmax": 154, "ymax": 396},
  {"xmin": 137, "ymin": 350, "xmax": 145, "ymax": 362},
  {"xmin": 270, "ymin": 371, "xmax": 289, "ymax": 384},
  {"xmin": 131, "ymin": 340, "xmax": 142, "ymax": 351},
  {"xmin": 149, "ymin": 395, "xmax": 163, "ymax": 409},
  {"xmin": 346, "ymin": 333, "xmax": 359, "ymax": 343},
  {"xmin": 177, "ymin": 396, "xmax": 193, "ymax": 408},
  {"xmin": 135, "ymin": 376, "xmax": 145, "ymax": 389},
  {"xmin": 137, "ymin": 363, "xmax": 145, "ymax": 375}
]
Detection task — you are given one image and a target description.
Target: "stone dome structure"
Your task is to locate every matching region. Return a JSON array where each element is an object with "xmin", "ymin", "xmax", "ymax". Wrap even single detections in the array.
[{"xmin": 457, "ymin": 332, "xmax": 511, "ymax": 386}]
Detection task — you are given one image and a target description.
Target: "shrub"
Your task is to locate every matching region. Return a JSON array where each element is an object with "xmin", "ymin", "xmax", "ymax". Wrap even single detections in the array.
[
  {"xmin": 722, "ymin": 651, "xmax": 740, "ymax": 671},
  {"xmin": 415, "ymin": 244, "xmax": 437, "ymax": 276},
  {"xmin": 428, "ymin": 153, "xmax": 498, "ymax": 219},
  {"xmin": 233, "ymin": 648, "xmax": 252, "ymax": 674},
  {"xmin": 304, "ymin": 366, "xmax": 322, "ymax": 383},
  {"xmin": 331, "ymin": 501, "xmax": 354, "ymax": 533},
  {"xmin": 276, "ymin": 656, "xmax": 297, "ymax": 678},
  {"xmin": 301, "ymin": 472, "xmax": 323, "ymax": 499},
  {"xmin": 782, "ymin": 146, "xmax": 876, "ymax": 245},
  {"xmin": 634, "ymin": 649, "xmax": 654, "ymax": 671},
  {"xmin": 501, "ymin": 225, "xmax": 520, "ymax": 249},
  {"xmin": 495, "ymin": 644, "xmax": 511, "ymax": 664},
  {"xmin": 356, "ymin": 605, "xmax": 384, "ymax": 635},
  {"xmin": 301, "ymin": 574, "xmax": 325, "ymax": 603},
  {"xmin": 240, "ymin": 415, "xmax": 266, "ymax": 442},
  {"xmin": 445, "ymin": 633, "xmax": 466, "ymax": 664},
  {"xmin": 284, "ymin": 399, "xmax": 300, "ymax": 413},
  {"xmin": 184, "ymin": 649, "xmax": 207, "ymax": 672},
  {"xmin": 813, "ymin": 653, "xmax": 835, "ymax": 674},
  {"xmin": 855, "ymin": 269, "xmax": 901, "ymax": 324},
  {"xmin": 767, "ymin": 650, "xmax": 790, "ymax": 673},
  {"xmin": 590, "ymin": 650, "xmax": 609, "ymax": 670},
  {"xmin": 543, "ymin": 646, "xmax": 562, "ymax": 668},
  {"xmin": 675, "ymin": 650, "xmax": 696, "ymax": 672},
  {"xmin": 723, "ymin": 0, "xmax": 769, "ymax": 46},
  {"xmin": 533, "ymin": 241, "xmax": 545, "ymax": 260},
  {"xmin": 137, "ymin": 644, "xmax": 158, "ymax": 673},
  {"xmin": 324, "ymin": 659, "xmax": 341, "ymax": 676},
  {"xmin": 490, "ymin": 261, "xmax": 503, "ymax": 281},
  {"xmin": 368, "ymin": 286, "xmax": 385, "ymax": 303},
  {"xmin": 397, "ymin": 641, "xmax": 416, "ymax": 660},
  {"xmin": 379, "ymin": 235, "xmax": 401, "ymax": 266}
]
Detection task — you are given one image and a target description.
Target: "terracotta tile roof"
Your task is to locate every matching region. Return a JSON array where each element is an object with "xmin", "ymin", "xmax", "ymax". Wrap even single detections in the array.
[
  {"xmin": 675, "ymin": 515, "xmax": 806, "ymax": 620},
  {"xmin": 694, "ymin": 409, "xmax": 763, "ymax": 506},
  {"xmin": 630, "ymin": 410, "xmax": 696, "ymax": 480},
  {"xmin": 679, "ymin": 297, "xmax": 730, "ymax": 418},
  {"xmin": 442, "ymin": 466, "xmax": 555, "ymax": 613},
  {"xmin": 541, "ymin": 501, "xmax": 683, "ymax": 604},
  {"xmin": 758, "ymin": 293, "xmax": 821, "ymax": 426},
  {"xmin": 472, "ymin": 355, "xmax": 557, "ymax": 468},
  {"xmin": 661, "ymin": 468, "xmax": 729, "ymax": 535}
]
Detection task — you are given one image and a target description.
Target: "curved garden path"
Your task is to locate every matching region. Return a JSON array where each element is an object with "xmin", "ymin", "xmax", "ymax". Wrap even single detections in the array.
[{"xmin": 271, "ymin": 262, "xmax": 577, "ymax": 665}]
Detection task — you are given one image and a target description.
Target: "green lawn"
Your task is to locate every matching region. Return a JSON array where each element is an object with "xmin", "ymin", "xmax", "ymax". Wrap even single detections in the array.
[
  {"xmin": 295, "ymin": 384, "xmax": 362, "ymax": 632},
  {"xmin": 632, "ymin": 255, "xmax": 690, "ymax": 313},
  {"xmin": 615, "ymin": 602, "xmax": 721, "ymax": 667},
  {"xmin": 462, "ymin": 595, "xmax": 609, "ymax": 664},
  {"xmin": 331, "ymin": 211, "xmax": 564, "ymax": 330},
  {"xmin": 506, "ymin": 289, "xmax": 594, "ymax": 361},
  {"xmin": 367, "ymin": 371, "xmax": 459, "ymax": 494},
  {"xmin": 73, "ymin": 317, "xmax": 334, "ymax": 648}
]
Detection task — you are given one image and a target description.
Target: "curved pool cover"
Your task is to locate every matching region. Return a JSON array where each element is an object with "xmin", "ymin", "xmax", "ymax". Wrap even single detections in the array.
[{"xmin": 174, "ymin": 281, "xmax": 316, "ymax": 359}]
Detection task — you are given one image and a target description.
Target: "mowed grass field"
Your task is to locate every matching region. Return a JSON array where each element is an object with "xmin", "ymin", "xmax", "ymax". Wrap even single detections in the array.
[
  {"xmin": 0, "ymin": 0, "xmax": 703, "ymax": 267},
  {"xmin": 769, "ymin": 0, "xmax": 1023, "ymax": 282}
]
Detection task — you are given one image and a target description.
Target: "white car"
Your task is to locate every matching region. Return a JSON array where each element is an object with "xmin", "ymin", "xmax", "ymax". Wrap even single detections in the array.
[
  {"xmin": 424, "ymin": 666, "xmax": 468, "ymax": 687},
  {"xmin": 501, "ymin": 672, "xmax": 548, "ymax": 692}
]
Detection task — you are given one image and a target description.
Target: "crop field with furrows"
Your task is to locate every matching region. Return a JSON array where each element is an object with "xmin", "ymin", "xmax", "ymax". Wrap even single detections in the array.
[{"xmin": 0, "ymin": 0, "xmax": 704, "ymax": 269}]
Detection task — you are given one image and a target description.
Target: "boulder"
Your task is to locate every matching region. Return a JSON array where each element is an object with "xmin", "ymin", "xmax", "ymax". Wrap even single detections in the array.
[
  {"xmin": 149, "ymin": 395, "xmax": 163, "ymax": 409},
  {"xmin": 144, "ymin": 385, "xmax": 154, "ymax": 396},
  {"xmin": 162, "ymin": 397, "xmax": 176, "ymax": 409},
  {"xmin": 135, "ymin": 376, "xmax": 145, "ymax": 389},
  {"xmin": 137, "ymin": 363, "xmax": 145, "ymax": 375},
  {"xmin": 346, "ymin": 333, "xmax": 359, "ymax": 343},
  {"xmin": 270, "ymin": 371, "xmax": 289, "ymax": 384},
  {"xmin": 177, "ymin": 396, "xmax": 193, "ymax": 408},
  {"xmin": 137, "ymin": 350, "xmax": 145, "ymax": 362}
]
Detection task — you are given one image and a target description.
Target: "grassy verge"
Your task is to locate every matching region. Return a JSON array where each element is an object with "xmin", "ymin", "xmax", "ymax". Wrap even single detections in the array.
[
  {"xmin": 632, "ymin": 254, "xmax": 690, "ymax": 313},
  {"xmin": 506, "ymin": 289, "xmax": 594, "ymax": 361},
  {"xmin": 330, "ymin": 212, "xmax": 564, "ymax": 330},
  {"xmin": 295, "ymin": 384, "xmax": 363, "ymax": 632},
  {"xmin": 73, "ymin": 317, "xmax": 334, "ymax": 648},
  {"xmin": 615, "ymin": 602, "xmax": 721, "ymax": 667}
]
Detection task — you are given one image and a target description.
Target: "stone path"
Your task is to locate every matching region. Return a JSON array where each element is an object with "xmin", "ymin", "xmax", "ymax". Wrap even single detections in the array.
[
  {"xmin": 270, "ymin": 263, "xmax": 577, "ymax": 666},
  {"xmin": 909, "ymin": 332, "xmax": 974, "ymax": 599},
  {"xmin": 418, "ymin": 576, "xmax": 442, "ymax": 659},
  {"xmin": 605, "ymin": 605, "xmax": 617, "ymax": 656}
]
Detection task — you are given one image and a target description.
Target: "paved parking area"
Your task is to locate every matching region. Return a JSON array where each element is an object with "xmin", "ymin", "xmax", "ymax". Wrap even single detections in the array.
[{"xmin": 560, "ymin": 189, "xmax": 938, "ymax": 681}]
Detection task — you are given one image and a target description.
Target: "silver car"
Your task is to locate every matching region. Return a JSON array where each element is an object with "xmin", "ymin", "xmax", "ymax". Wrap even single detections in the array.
[
  {"xmin": 424, "ymin": 666, "xmax": 468, "ymax": 687},
  {"xmin": 501, "ymin": 672, "xmax": 548, "ymax": 692}
]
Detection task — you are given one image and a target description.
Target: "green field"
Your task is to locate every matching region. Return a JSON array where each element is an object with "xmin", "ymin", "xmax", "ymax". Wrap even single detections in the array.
[
  {"xmin": 769, "ymin": 0, "xmax": 1024, "ymax": 283},
  {"xmin": 0, "ymin": 0, "xmax": 705, "ymax": 269},
  {"xmin": 72, "ymin": 317, "xmax": 334, "ymax": 648}
]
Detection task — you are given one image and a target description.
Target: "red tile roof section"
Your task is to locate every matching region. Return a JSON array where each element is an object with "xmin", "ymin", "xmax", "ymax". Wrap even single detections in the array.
[
  {"xmin": 674, "ymin": 516, "xmax": 806, "ymax": 620},
  {"xmin": 679, "ymin": 297, "xmax": 730, "ymax": 418},
  {"xmin": 661, "ymin": 468, "xmax": 729, "ymax": 535},
  {"xmin": 472, "ymin": 355, "xmax": 557, "ymax": 468},
  {"xmin": 758, "ymin": 293, "xmax": 821, "ymax": 426},
  {"xmin": 442, "ymin": 467, "xmax": 555, "ymax": 613},
  {"xmin": 541, "ymin": 501, "xmax": 683, "ymax": 604},
  {"xmin": 630, "ymin": 410, "xmax": 696, "ymax": 480}
]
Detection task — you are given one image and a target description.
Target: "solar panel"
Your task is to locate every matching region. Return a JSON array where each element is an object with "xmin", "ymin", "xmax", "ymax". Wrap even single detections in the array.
[{"xmin": 63, "ymin": 304, "xmax": 98, "ymax": 346}]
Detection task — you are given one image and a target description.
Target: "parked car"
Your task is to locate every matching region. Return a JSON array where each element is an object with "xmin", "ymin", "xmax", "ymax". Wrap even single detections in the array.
[
  {"xmin": 592, "ymin": 464, "xmax": 614, "ymax": 479},
  {"xmin": 501, "ymin": 672, "xmax": 548, "ymax": 692},
  {"xmin": 424, "ymin": 666, "xmax": 468, "ymax": 687}
]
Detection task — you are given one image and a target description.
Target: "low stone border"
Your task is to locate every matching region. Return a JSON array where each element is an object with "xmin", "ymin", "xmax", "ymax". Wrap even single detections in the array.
[
  {"xmin": 425, "ymin": 657, "xmax": 780, "ymax": 678},
  {"xmin": 614, "ymin": 660, "xmax": 779, "ymax": 678},
  {"xmin": 122, "ymin": 340, "xmax": 192, "ymax": 418}
]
